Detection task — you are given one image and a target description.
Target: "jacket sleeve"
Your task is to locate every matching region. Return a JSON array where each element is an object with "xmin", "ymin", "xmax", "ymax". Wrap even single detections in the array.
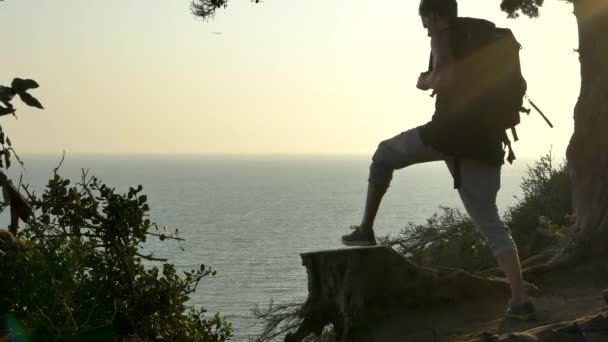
[{"xmin": 427, "ymin": 29, "xmax": 455, "ymax": 91}]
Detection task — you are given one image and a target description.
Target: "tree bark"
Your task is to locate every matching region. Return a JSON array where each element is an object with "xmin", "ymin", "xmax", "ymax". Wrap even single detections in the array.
[
  {"xmin": 286, "ymin": 246, "xmax": 518, "ymax": 342},
  {"xmin": 565, "ymin": 0, "xmax": 608, "ymax": 257}
]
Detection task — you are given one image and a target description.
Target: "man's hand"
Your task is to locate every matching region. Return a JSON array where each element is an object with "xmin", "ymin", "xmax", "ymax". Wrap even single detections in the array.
[{"xmin": 416, "ymin": 72, "xmax": 431, "ymax": 91}]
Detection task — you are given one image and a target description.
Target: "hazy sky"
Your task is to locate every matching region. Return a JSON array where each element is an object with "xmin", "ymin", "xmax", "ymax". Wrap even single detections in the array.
[{"xmin": 1, "ymin": 0, "xmax": 578, "ymax": 158}]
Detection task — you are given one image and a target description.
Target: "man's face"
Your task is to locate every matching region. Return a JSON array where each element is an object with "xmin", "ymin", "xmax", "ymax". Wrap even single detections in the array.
[{"xmin": 421, "ymin": 13, "xmax": 443, "ymax": 36}]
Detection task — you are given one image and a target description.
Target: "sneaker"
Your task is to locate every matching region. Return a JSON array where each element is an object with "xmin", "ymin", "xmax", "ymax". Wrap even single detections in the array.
[
  {"xmin": 341, "ymin": 225, "xmax": 377, "ymax": 246},
  {"xmin": 505, "ymin": 301, "xmax": 537, "ymax": 321}
]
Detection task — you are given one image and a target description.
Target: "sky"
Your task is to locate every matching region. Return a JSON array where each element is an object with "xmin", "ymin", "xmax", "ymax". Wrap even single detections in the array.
[{"xmin": 0, "ymin": 0, "xmax": 579, "ymax": 159}]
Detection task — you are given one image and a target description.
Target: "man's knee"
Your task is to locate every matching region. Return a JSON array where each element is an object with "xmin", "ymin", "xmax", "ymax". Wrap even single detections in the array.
[
  {"xmin": 485, "ymin": 226, "xmax": 517, "ymax": 257},
  {"xmin": 368, "ymin": 140, "xmax": 396, "ymax": 191},
  {"xmin": 372, "ymin": 139, "xmax": 391, "ymax": 163}
]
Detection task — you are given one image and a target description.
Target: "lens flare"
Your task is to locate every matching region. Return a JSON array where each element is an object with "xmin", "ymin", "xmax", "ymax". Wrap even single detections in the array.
[{"xmin": 3, "ymin": 314, "xmax": 29, "ymax": 342}]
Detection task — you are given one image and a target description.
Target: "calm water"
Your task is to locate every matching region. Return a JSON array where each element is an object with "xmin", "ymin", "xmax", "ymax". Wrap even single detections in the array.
[{"xmin": 1, "ymin": 154, "xmax": 533, "ymax": 340}]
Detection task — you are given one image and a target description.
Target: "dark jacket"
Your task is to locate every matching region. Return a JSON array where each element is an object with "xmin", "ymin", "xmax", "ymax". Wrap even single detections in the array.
[{"xmin": 420, "ymin": 17, "xmax": 505, "ymax": 166}]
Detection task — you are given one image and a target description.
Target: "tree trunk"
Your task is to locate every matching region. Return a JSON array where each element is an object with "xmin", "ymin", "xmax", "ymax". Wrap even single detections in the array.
[
  {"xmin": 286, "ymin": 246, "xmax": 519, "ymax": 342},
  {"xmin": 565, "ymin": 0, "xmax": 608, "ymax": 257}
]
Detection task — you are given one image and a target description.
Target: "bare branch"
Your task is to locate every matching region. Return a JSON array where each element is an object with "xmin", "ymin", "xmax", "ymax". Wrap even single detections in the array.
[
  {"xmin": 53, "ymin": 150, "xmax": 66, "ymax": 175},
  {"xmin": 136, "ymin": 252, "xmax": 168, "ymax": 262}
]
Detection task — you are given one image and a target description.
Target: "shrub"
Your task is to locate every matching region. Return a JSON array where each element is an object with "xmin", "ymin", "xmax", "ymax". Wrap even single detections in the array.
[
  {"xmin": 380, "ymin": 152, "xmax": 572, "ymax": 272},
  {"xmin": 379, "ymin": 207, "xmax": 495, "ymax": 272},
  {"xmin": 504, "ymin": 153, "xmax": 572, "ymax": 258},
  {"xmin": 0, "ymin": 170, "xmax": 232, "ymax": 340}
]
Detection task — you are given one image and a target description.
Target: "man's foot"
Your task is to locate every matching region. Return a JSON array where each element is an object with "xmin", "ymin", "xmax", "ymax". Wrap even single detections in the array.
[
  {"xmin": 505, "ymin": 301, "xmax": 536, "ymax": 321},
  {"xmin": 341, "ymin": 225, "xmax": 377, "ymax": 246}
]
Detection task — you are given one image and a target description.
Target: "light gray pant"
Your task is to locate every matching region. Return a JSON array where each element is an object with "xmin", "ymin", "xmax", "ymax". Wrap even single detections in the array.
[{"xmin": 369, "ymin": 126, "xmax": 516, "ymax": 257}]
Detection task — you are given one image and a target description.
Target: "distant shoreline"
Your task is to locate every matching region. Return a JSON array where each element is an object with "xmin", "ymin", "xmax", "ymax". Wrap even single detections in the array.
[{"xmin": 13, "ymin": 152, "xmax": 546, "ymax": 162}]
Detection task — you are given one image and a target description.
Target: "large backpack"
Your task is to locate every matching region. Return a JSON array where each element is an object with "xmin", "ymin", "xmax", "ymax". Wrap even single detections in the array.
[{"xmin": 428, "ymin": 17, "xmax": 527, "ymax": 164}]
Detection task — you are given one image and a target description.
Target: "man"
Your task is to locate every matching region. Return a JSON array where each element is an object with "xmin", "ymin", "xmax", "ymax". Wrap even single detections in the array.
[{"xmin": 340, "ymin": 0, "xmax": 536, "ymax": 320}]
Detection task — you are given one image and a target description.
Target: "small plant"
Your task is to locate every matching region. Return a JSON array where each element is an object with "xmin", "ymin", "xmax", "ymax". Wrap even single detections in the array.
[
  {"xmin": 505, "ymin": 152, "xmax": 572, "ymax": 258},
  {"xmin": 0, "ymin": 169, "xmax": 232, "ymax": 340},
  {"xmin": 0, "ymin": 78, "xmax": 43, "ymax": 169},
  {"xmin": 379, "ymin": 151, "xmax": 572, "ymax": 269},
  {"xmin": 380, "ymin": 207, "xmax": 495, "ymax": 272}
]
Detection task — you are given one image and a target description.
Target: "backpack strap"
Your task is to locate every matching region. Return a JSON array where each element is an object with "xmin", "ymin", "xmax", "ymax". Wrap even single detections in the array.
[
  {"xmin": 511, "ymin": 127, "xmax": 519, "ymax": 142},
  {"xmin": 453, "ymin": 157, "xmax": 462, "ymax": 189},
  {"xmin": 502, "ymin": 131, "xmax": 517, "ymax": 164},
  {"xmin": 525, "ymin": 95, "xmax": 554, "ymax": 128}
]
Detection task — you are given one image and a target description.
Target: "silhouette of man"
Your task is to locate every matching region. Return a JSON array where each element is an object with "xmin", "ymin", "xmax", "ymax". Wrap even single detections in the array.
[{"xmin": 341, "ymin": 0, "xmax": 536, "ymax": 320}]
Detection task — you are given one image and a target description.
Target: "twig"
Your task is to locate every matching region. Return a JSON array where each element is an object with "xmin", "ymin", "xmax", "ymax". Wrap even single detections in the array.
[
  {"xmin": 136, "ymin": 251, "xmax": 168, "ymax": 262},
  {"xmin": 7, "ymin": 147, "xmax": 26, "ymax": 172},
  {"xmin": 53, "ymin": 150, "xmax": 66, "ymax": 175},
  {"xmin": 63, "ymin": 300, "xmax": 79, "ymax": 332},
  {"xmin": 251, "ymin": 301, "xmax": 306, "ymax": 342},
  {"xmin": 35, "ymin": 305, "xmax": 62, "ymax": 336},
  {"xmin": 148, "ymin": 231, "xmax": 184, "ymax": 241}
]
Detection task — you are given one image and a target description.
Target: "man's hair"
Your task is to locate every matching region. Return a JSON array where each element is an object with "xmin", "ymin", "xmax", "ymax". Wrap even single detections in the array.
[{"xmin": 419, "ymin": 0, "xmax": 458, "ymax": 19}]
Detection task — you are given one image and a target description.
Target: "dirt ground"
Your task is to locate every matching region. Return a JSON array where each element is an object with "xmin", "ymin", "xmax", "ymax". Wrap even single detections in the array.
[{"xmin": 362, "ymin": 259, "xmax": 608, "ymax": 341}]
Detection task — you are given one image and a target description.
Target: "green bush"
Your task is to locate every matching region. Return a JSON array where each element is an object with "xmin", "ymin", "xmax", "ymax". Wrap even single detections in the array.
[
  {"xmin": 380, "ymin": 152, "xmax": 573, "ymax": 272},
  {"xmin": 0, "ymin": 171, "xmax": 232, "ymax": 341},
  {"xmin": 379, "ymin": 207, "xmax": 495, "ymax": 272},
  {"xmin": 504, "ymin": 153, "xmax": 572, "ymax": 258}
]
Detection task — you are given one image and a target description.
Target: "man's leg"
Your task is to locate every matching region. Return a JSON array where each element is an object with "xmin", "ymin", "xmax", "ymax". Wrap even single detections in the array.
[
  {"xmin": 449, "ymin": 159, "xmax": 532, "ymax": 314},
  {"xmin": 497, "ymin": 248, "xmax": 528, "ymax": 305},
  {"xmin": 342, "ymin": 127, "xmax": 444, "ymax": 246},
  {"xmin": 358, "ymin": 182, "xmax": 387, "ymax": 232}
]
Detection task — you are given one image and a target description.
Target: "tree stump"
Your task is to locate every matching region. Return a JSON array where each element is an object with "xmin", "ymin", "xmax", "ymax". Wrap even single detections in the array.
[{"xmin": 285, "ymin": 246, "xmax": 513, "ymax": 342}]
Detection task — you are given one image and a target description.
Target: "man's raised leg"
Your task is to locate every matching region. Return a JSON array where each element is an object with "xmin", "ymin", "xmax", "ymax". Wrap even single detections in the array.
[
  {"xmin": 341, "ymin": 181, "xmax": 387, "ymax": 246},
  {"xmin": 342, "ymin": 127, "xmax": 445, "ymax": 246}
]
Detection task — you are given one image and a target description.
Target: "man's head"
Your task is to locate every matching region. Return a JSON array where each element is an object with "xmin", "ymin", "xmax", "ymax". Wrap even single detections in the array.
[{"xmin": 419, "ymin": 0, "xmax": 458, "ymax": 34}]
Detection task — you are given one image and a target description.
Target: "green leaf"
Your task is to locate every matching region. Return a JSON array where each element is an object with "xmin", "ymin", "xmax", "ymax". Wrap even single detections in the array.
[
  {"xmin": 18, "ymin": 92, "xmax": 44, "ymax": 109},
  {"xmin": 11, "ymin": 78, "xmax": 39, "ymax": 93},
  {"xmin": 0, "ymin": 106, "xmax": 15, "ymax": 117},
  {"xmin": 0, "ymin": 86, "xmax": 15, "ymax": 103},
  {"xmin": 6, "ymin": 137, "xmax": 11, "ymax": 147},
  {"xmin": 4, "ymin": 151, "xmax": 11, "ymax": 169}
]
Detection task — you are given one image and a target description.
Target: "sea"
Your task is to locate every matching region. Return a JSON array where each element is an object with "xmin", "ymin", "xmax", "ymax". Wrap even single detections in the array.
[{"xmin": 0, "ymin": 154, "xmax": 534, "ymax": 340}]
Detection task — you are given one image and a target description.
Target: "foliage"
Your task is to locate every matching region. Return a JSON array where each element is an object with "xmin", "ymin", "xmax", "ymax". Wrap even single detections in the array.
[
  {"xmin": 251, "ymin": 300, "xmax": 335, "ymax": 342},
  {"xmin": 500, "ymin": 0, "xmax": 545, "ymax": 18},
  {"xmin": 250, "ymin": 300, "xmax": 304, "ymax": 342},
  {"xmin": 191, "ymin": 0, "xmax": 228, "ymax": 19},
  {"xmin": 0, "ymin": 78, "xmax": 43, "ymax": 173},
  {"xmin": 380, "ymin": 152, "xmax": 572, "ymax": 272},
  {"xmin": 0, "ymin": 170, "xmax": 232, "ymax": 340},
  {"xmin": 190, "ymin": 0, "xmax": 559, "ymax": 20},
  {"xmin": 379, "ymin": 207, "xmax": 495, "ymax": 272},
  {"xmin": 504, "ymin": 152, "xmax": 573, "ymax": 258}
]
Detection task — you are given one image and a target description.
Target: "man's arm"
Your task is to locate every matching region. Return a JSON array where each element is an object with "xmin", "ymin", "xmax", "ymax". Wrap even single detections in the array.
[{"xmin": 417, "ymin": 29, "xmax": 454, "ymax": 91}]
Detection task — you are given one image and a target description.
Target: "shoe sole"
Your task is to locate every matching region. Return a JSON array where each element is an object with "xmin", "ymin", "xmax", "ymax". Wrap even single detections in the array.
[
  {"xmin": 341, "ymin": 238, "xmax": 377, "ymax": 247},
  {"xmin": 505, "ymin": 312, "xmax": 537, "ymax": 321}
]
